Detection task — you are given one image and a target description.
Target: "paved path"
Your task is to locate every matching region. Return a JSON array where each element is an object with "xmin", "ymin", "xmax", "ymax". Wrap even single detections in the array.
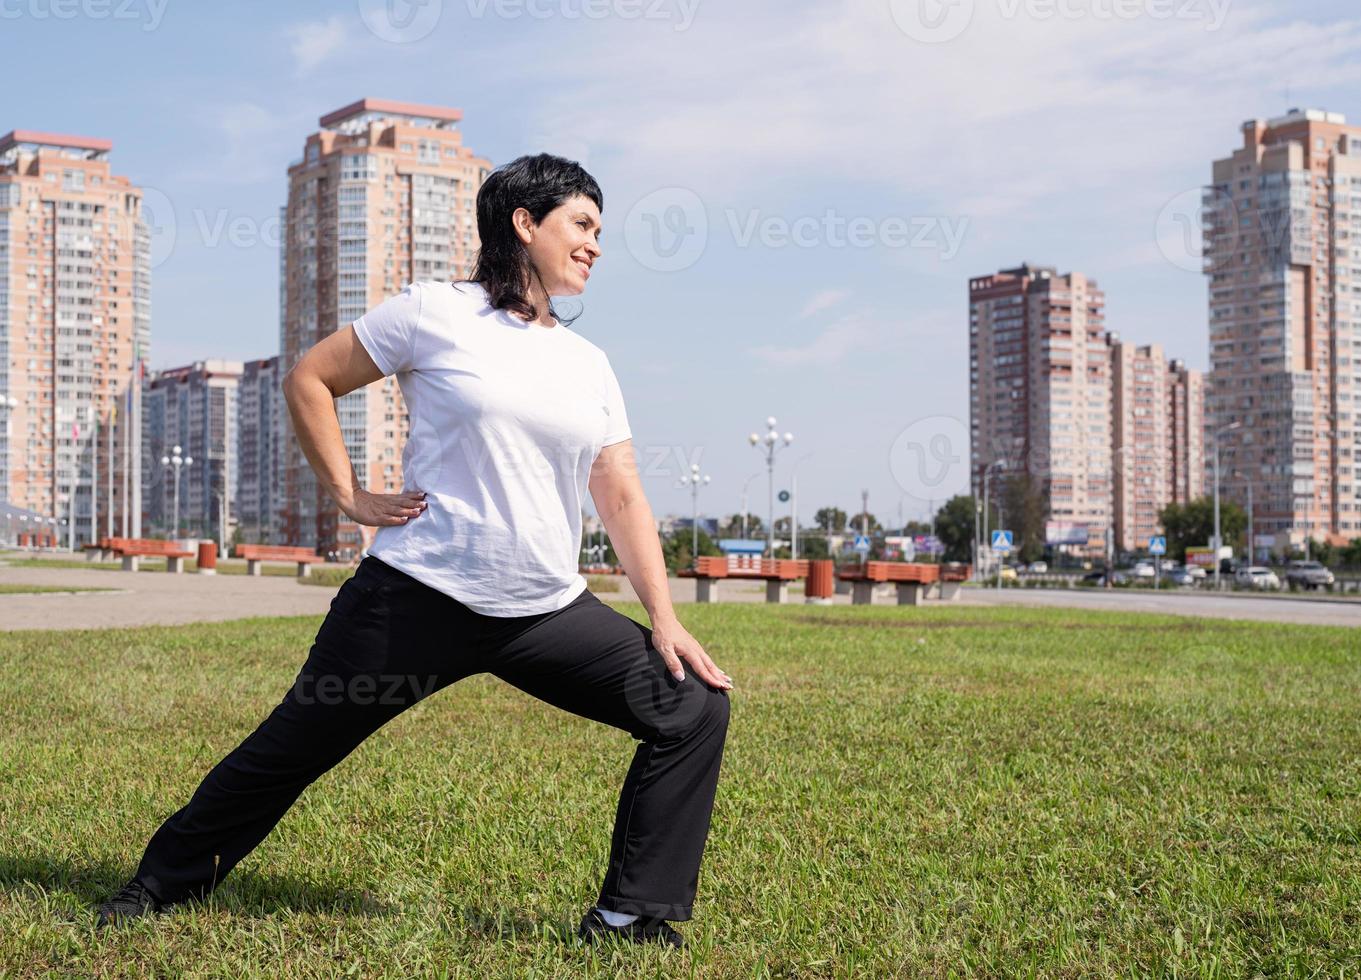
[
  {"xmin": 0, "ymin": 564, "xmax": 337, "ymax": 630},
  {"xmin": 2, "ymin": 559, "xmax": 1355, "ymax": 630}
]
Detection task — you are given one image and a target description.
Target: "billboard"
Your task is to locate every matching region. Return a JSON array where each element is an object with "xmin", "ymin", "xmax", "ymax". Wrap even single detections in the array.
[{"xmin": 1045, "ymin": 521, "xmax": 1089, "ymax": 545}]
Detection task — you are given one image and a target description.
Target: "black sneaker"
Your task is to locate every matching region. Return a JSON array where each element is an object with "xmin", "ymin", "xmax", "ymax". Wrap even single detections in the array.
[
  {"xmin": 577, "ymin": 907, "xmax": 684, "ymax": 948},
  {"xmin": 95, "ymin": 877, "xmax": 163, "ymax": 929}
]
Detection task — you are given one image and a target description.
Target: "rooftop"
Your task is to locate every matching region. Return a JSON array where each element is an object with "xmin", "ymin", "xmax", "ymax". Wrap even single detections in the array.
[{"xmin": 319, "ymin": 97, "xmax": 463, "ymax": 130}]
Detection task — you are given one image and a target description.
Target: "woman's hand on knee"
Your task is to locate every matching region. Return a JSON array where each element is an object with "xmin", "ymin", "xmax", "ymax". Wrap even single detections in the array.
[{"xmin": 650, "ymin": 617, "xmax": 732, "ymax": 690}]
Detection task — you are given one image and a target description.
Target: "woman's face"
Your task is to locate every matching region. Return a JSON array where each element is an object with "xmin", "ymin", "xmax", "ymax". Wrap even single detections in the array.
[{"xmin": 514, "ymin": 194, "xmax": 602, "ymax": 297}]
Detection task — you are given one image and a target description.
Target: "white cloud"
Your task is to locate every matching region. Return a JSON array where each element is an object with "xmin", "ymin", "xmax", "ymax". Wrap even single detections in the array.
[
  {"xmin": 286, "ymin": 15, "xmax": 351, "ymax": 75},
  {"xmin": 798, "ymin": 289, "xmax": 850, "ymax": 319}
]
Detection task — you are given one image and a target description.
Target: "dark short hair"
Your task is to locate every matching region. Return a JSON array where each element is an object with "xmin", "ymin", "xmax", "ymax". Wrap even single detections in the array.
[{"xmin": 463, "ymin": 153, "xmax": 602, "ymax": 327}]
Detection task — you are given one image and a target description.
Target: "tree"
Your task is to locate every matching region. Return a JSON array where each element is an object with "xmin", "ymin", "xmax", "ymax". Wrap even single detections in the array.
[
  {"xmin": 720, "ymin": 512, "xmax": 762, "ymax": 538},
  {"xmin": 660, "ymin": 527, "xmax": 722, "ymax": 573},
  {"xmin": 935, "ymin": 495, "xmax": 978, "ymax": 563},
  {"xmin": 1000, "ymin": 472, "xmax": 1047, "ymax": 564},
  {"xmin": 901, "ymin": 519, "xmax": 932, "ymax": 537},
  {"xmin": 846, "ymin": 511, "xmax": 883, "ymax": 535},
  {"xmin": 1157, "ymin": 496, "xmax": 1246, "ymax": 563},
  {"xmin": 814, "ymin": 507, "xmax": 847, "ymax": 533}
]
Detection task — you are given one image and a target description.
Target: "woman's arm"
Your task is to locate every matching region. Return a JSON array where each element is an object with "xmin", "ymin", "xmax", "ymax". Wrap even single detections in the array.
[
  {"xmin": 281, "ymin": 325, "xmax": 428, "ymax": 528},
  {"xmin": 589, "ymin": 441, "xmax": 732, "ymax": 690}
]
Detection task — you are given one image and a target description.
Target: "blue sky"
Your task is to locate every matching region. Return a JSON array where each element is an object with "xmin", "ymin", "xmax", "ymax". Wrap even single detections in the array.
[{"xmin": 5, "ymin": 0, "xmax": 1361, "ymax": 528}]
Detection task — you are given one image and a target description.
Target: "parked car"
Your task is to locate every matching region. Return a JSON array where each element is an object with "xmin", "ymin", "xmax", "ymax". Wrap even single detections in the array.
[
  {"xmin": 1234, "ymin": 566, "xmax": 1281, "ymax": 590},
  {"xmin": 998, "ymin": 565, "xmax": 1018, "ymax": 582},
  {"xmin": 1285, "ymin": 560, "xmax": 1335, "ymax": 590},
  {"xmin": 1167, "ymin": 568, "xmax": 1199, "ymax": 587},
  {"xmin": 1027, "ymin": 561, "xmax": 1048, "ymax": 573},
  {"xmin": 1081, "ymin": 569, "xmax": 1128, "ymax": 586},
  {"xmin": 1130, "ymin": 562, "xmax": 1157, "ymax": 579},
  {"xmin": 1183, "ymin": 565, "xmax": 1208, "ymax": 580}
]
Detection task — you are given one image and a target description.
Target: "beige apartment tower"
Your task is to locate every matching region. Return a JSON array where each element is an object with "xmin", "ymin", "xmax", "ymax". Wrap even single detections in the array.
[
  {"xmin": 969, "ymin": 264, "xmax": 1113, "ymax": 556},
  {"xmin": 0, "ymin": 129, "xmax": 150, "ymax": 545},
  {"xmin": 1110, "ymin": 341, "xmax": 1206, "ymax": 552},
  {"xmin": 1204, "ymin": 108, "xmax": 1361, "ymax": 549},
  {"xmin": 281, "ymin": 98, "xmax": 491, "ymax": 555}
]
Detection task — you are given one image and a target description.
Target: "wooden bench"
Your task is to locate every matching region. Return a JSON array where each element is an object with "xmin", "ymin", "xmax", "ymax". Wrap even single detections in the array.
[
  {"xmin": 235, "ymin": 544, "xmax": 324, "ymax": 578},
  {"xmin": 83, "ymin": 538, "xmax": 113, "ymax": 562},
  {"xmin": 678, "ymin": 555, "xmax": 809, "ymax": 604},
  {"xmin": 838, "ymin": 561, "xmax": 942, "ymax": 606},
  {"xmin": 929, "ymin": 562, "xmax": 973, "ymax": 602},
  {"xmin": 105, "ymin": 537, "xmax": 195, "ymax": 573}
]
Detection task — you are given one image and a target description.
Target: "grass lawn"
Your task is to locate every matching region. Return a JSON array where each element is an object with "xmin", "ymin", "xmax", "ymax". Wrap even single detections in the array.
[{"xmin": 1, "ymin": 603, "xmax": 1358, "ymax": 977}]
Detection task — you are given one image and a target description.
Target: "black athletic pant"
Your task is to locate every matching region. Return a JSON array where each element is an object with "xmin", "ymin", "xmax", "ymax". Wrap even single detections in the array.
[{"xmin": 135, "ymin": 555, "xmax": 730, "ymax": 923}]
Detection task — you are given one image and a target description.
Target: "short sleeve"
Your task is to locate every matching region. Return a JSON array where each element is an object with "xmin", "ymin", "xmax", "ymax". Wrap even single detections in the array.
[
  {"xmin": 601, "ymin": 355, "xmax": 632, "ymax": 447},
  {"xmin": 353, "ymin": 281, "xmax": 422, "ymax": 376}
]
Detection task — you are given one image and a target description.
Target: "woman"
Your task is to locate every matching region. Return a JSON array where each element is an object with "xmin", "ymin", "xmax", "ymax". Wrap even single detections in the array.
[{"xmin": 97, "ymin": 154, "xmax": 733, "ymax": 949}]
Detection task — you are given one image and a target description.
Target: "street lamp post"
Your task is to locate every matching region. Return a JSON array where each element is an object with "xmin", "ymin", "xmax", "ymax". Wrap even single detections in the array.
[
  {"xmin": 749, "ymin": 416, "xmax": 793, "ymax": 558},
  {"xmin": 678, "ymin": 462, "xmax": 711, "ymax": 562},
  {"xmin": 740, "ymin": 470, "xmax": 762, "ymax": 539},
  {"xmin": 1212, "ymin": 420, "xmax": 1241, "ymax": 591},
  {"xmin": 790, "ymin": 453, "xmax": 814, "ymax": 560},
  {"xmin": 161, "ymin": 445, "xmax": 194, "ymax": 541},
  {"xmin": 981, "ymin": 460, "xmax": 1004, "ymax": 578}
]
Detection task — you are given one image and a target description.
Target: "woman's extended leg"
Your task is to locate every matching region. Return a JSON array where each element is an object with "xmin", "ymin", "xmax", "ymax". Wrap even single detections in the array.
[
  {"xmin": 134, "ymin": 557, "xmax": 476, "ymax": 905},
  {"xmin": 480, "ymin": 589, "xmax": 731, "ymax": 924}
]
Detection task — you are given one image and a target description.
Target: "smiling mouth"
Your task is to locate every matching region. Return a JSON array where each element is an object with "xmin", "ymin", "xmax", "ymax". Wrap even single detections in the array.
[{"xmin": 574, "ymin": 258, "xmax": 591, "ymax": 276}]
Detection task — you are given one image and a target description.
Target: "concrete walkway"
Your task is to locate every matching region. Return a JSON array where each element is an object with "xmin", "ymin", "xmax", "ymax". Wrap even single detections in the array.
[
  {"xmin": 2, "ymin": 559, "xmax": 1355, "ymax": 630},
  {"xmin": 0, "ymin": 564, "xmax": 336, "ymax": 630}
]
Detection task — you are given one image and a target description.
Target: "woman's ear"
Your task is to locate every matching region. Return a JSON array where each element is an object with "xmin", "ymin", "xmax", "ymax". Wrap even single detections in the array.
[{"xmin": 511, "ymin": 206, "xmax": 535, "ymax": 245}]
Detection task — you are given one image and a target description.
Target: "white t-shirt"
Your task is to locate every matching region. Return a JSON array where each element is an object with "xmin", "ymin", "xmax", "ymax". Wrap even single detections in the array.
[{"xmin": 351, "ymin": 279, "xmax": 632, "ymax": 616}]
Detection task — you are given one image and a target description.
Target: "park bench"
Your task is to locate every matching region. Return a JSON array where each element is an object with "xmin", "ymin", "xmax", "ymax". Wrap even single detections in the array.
[
  {"xmin": 678, "ymin": 555, "xmax": 809, "ymax": 604},
  {"xmin": 235, "ymin": 544, "xmax": 324, "ymax": 578},
  {"xmin": 930, "ymin": 562, "xmax": 973, "ymax": 601},
  {"xmin": 105, "ymin": 537, "xmax": 195, "ymax": 573},
  {"xmin": 83, "ymin": 537, "xmax": 113, "ymax": 562},
  {"xmin": 839, "ymin": 561, "xmax": 945, "ymax": 606}
]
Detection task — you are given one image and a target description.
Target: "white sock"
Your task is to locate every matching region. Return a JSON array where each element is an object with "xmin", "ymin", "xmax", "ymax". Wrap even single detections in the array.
[{"xmin": 597, "ymin": 907, "xmax": 639, "ymax": 927}]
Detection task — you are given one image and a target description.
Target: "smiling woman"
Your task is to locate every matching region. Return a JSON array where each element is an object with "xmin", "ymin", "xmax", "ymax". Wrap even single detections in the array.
[{"xmin": 98, "ymin": 153, "xmax": 733, "ymax": 950}]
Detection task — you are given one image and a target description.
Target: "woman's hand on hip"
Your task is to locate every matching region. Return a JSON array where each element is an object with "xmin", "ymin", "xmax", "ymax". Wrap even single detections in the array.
[
  {"xmin": 340, "ymin": 488, "xmax": 428, "ymax": 527},
  {"xmin": 650, "ymin": 616, "xmax": 732, "ymax": 690}
]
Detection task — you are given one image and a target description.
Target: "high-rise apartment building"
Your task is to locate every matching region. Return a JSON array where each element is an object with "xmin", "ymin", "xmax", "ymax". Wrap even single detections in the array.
[
  {"xmin": 1111, "ymin": 341, "xmax": 1206, "ymax": 551},
  {"xmin": 1204, "ymin": 107, "xmax": 1361, "ymax": 548},
  {"xmin": 969, "ymin": 264, "xmax": 1113, "ymax": 555},
  {"xmin": 237, "ymin": 355, "xmax": 286, "ymax": 545},
  {"xmin": 280, "ymin": 98, "xmax": 491, "ymax": 556},
  {"xmin": 0, "ymin": 129, "xmax": 150, "ymax": 545},
  {"xmin": 142, "ymin": 359, "xmax": 241, "ymax": 543}
]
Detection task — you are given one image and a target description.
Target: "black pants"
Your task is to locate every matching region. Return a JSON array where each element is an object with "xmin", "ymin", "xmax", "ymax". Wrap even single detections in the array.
[{"xmin": 136, "ymin": 556, "xmax": 730, "ymax": 923}]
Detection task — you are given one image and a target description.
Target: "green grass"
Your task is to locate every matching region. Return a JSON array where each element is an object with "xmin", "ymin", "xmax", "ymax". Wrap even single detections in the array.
[
  {"xmin": 2, "ymin": 604, "xmax": 1359, "ymax": 976},
  {"xmin": 0, "ymin": 585, "xmax": 116, "ymax": 595}
]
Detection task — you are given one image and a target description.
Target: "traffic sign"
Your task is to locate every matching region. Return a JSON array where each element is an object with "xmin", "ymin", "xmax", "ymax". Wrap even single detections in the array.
[
  {"xmin": 1148, "ymin": 535, "xmax": 1166, "ymax": 556},
  {"xmin": 990, "ymin": 529, "xmax": 1013, "ymax": 553},
  {"xmin": 853, "ymin": 534, "xmax": 871, "ymax": 553},
  {"xmin": 778, "ymin": 489, "xmax": 790, "ymax": 503}
]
